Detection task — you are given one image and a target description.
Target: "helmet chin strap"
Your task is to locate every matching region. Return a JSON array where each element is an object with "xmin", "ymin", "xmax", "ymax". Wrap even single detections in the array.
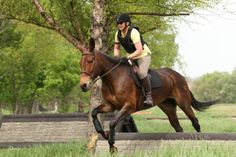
[{"xmin": 122, "ymin": 24, "xmax": 129, "ymax": 34}]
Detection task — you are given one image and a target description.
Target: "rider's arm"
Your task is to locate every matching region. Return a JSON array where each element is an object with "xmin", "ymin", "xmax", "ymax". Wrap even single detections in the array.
[
  {"xmin": 127, "ymin": 29, "xmax": 143, "ymax": 59},
  {"xmin": 114, "ymin": 43, "xmax": 120, "ymax": 57},
  {"xmin": 114, "ymin": 31, "xmax": 120, "ymax": 57}
]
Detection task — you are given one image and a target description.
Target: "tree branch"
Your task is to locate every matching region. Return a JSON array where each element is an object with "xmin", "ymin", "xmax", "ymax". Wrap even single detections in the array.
[
  {"xmin": 127, "ymin": 12, "xmax": 190, "ymax": 16},
  {"xmin": 32, "ymin": 0, "xmax": 88, "ymax": 53},
  {"xmin": 69, "ymin": 0, "xmax": 86, "ymax": 45},
  {"xmin": 141, "ymin": 26, "xmax": 161, "ymax": 34},
  {"xmin": 4, "ymin": 15, "xmax": 54, "ymax": 30}
]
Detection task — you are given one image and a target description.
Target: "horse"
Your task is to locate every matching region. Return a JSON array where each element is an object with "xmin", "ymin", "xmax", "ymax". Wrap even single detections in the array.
[{"xmin": 79, "ymin": 38, "xmax": 218, "ymax": 152}]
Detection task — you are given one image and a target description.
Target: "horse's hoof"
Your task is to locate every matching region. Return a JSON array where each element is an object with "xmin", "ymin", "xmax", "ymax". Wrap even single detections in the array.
[{"xmin": 110, "ymin": 145, "xmax": 118, "ymax": 154}]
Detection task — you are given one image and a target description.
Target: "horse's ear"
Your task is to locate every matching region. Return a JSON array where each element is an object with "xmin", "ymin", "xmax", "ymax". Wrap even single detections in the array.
[{"xmin": 89, "ymin": 38, "xmax": 95, "ymax": 53}]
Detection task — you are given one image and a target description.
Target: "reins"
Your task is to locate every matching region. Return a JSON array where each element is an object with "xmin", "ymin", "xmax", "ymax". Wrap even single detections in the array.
[{"xmin": 89, "ymin": 60, "xmax": 122, "ymax": 88}]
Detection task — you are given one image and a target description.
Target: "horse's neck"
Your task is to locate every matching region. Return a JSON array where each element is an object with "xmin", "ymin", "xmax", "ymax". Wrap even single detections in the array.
[
  {"xmin": 96, "ymin": 52, "xmax": 120, "ymax": 75},
  {"xmin": 96, "ymin": 53, "xmax": 131, "ymax": 85}
]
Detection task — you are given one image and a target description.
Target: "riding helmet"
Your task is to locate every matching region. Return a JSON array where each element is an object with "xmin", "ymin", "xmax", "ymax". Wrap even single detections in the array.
[{"xmin": 116, "ymin": 13, "xmax": 131, "ymax": 24}]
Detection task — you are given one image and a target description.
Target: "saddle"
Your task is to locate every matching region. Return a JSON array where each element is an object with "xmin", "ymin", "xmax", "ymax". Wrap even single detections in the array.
[{"xmin": 129, "ymin": 62, "xmax": 162, "ymax": 89}]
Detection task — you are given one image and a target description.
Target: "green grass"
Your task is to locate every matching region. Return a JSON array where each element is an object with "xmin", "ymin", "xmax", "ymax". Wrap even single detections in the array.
[
  {"xmin": 132, "ymin": 104, "xmax": 236, "ymax": 133},
  {"xmin": 0, "ymin": 141, "xmax": 236, "ymax": 157},
  {"xmin": 0, "ymin": 141, "xmax": 89, "ymax": 157}
]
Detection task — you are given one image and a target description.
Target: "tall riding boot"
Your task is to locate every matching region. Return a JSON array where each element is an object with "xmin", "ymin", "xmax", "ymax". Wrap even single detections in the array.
[{"xmin": 141, "ymin": 76, "xmax": 153, "ymax": 106}]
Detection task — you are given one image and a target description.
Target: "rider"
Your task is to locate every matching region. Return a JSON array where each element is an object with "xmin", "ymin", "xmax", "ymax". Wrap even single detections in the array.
[{"xmin": 113, "ymin": 13, "xmax": 153, "ymax": 106}]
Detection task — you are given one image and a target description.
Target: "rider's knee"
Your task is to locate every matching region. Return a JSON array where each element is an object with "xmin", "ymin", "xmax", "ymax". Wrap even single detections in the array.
[{"xmin": 138, "ymin": 72, "xmax": 147, "ymax": 80}]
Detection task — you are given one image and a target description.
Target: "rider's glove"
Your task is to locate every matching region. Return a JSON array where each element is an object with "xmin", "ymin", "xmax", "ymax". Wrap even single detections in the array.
[
  {"xmin": 120, "ymin": 57, "xmax": 133, "ymax": 66},
  {"xmin": 120, "ymin": 57, "xmax": 128, "ymax": 63}
]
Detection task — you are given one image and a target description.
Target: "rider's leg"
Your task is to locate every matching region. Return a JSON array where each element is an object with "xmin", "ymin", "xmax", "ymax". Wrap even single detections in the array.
[
  {"xmin": 137, "ymin": 55, "xmax": 153, "ymax": 106},
  {"xmin": 141, "ymin": 76, "xmax": 153, "ymax": 105}
]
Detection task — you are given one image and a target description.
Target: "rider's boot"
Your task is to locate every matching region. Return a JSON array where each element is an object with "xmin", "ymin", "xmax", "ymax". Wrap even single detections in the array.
[{"xmin": 141, "ymin": 76, "xmax": 153, "ymax": 106}]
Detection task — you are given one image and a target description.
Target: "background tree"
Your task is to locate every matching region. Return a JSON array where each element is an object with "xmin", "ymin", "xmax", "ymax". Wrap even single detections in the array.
[
  {"xmin": 0, "ymin": 23, "xmax": 84, "ymax": 113},
  {"xmin": 191, "ymin": 69, "xmax": 236, "ymax": 103}
]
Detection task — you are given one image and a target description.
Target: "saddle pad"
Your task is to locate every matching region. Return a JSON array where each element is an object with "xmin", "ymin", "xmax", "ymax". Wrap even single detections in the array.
[
  {"xmin": 148, "ymin": 69, "xmax": 162, "ymax": 88},
  {"xmin": 131, "ymin": 68, "xmax": 162, "ymax": 88}
]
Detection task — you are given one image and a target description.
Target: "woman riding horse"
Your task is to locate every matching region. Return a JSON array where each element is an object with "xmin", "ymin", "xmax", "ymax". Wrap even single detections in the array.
[
  {"xmin": 80, "ymin": 37, "xmax": 218, "ymax": 152},
  {"xmin": 114, "ymin": 13, "xmax": 153, "ymax": 106}
]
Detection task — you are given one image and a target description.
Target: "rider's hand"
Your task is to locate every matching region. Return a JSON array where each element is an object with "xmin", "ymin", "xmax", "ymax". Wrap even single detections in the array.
[
  {"xmin": 120, "ymin": 57, "xmax": 133, "ymax": 66},
  {"xmin": 120, "ymin": 57, "xmax": 128, "ymax": 63}
]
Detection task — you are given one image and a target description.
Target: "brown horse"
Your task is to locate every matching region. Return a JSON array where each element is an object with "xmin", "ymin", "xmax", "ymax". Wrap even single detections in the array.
[{"xmin": 79, "ymin": 39, "xmax": 218, "ymax": 152}]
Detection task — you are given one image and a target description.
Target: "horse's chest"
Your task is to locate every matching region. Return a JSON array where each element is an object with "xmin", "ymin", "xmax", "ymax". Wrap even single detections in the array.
[
  {"xmin": 102, "ymin": 91, "xmax": 117, "ymax": 103},
  {"xmin": 102, "ymin": 90, "xmax": 122, "ymax": 106}
]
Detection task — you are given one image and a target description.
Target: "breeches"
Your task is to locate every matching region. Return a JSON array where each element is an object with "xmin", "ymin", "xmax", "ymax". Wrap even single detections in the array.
[{"xmin": 136, "ymin": 55, "xmax": 151, "ymax": 79}]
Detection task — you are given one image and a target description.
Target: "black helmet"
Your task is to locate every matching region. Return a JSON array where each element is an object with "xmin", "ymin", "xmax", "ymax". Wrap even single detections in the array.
[{"xmin": 116, "ymin": 13, "xmax": 131, "ymax": 24}]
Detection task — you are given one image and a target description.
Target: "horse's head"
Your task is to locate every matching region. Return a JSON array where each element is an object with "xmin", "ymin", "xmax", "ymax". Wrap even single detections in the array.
[{"xmin": 79, "ymin": 38, "xmax": 97, "ymax": 92}]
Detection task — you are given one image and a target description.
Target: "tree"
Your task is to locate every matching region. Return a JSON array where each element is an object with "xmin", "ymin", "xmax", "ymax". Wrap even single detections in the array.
[
  {"xmin": 191, "ymin": 72, "xmax": 227, "ymax": 101},
  {"xmin": 191, "ymin": 70, "xmax": 236, "ymax": 103},
  {"xmin": 0, "ymin": 22, "xmax": 84, "ymax": 113}
]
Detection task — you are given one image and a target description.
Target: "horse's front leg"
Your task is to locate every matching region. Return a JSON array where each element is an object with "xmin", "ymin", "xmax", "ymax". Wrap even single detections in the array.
[
  {"xmin": 108, "ymin": 105, "xmax": 134, "ymax": 153},
  {"xmin": 91, "ymin": 104, "xmax": 113, "ymax": 140}
]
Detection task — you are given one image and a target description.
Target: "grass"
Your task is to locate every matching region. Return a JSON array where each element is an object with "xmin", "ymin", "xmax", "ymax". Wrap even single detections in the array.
[
  {"xmin": 0, "ymin": 141, "xmax": 236, "ymax": 157},
  {"xmin": 0, "ymin": 141, "xmax": 89, "ymax": 157},
  {"xmin": 132, "ymin": 104, "xmax": 236, "ymax": 133}
]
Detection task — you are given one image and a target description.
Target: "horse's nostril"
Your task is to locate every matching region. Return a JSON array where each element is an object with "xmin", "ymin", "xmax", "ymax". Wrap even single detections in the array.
[
  {"xmin": 80, "ymin": 83, "xmax": 89, "ymax": 92},
  {"xmin": 80, "ymin": 83, "xmax": 85, "ymax": 89}
]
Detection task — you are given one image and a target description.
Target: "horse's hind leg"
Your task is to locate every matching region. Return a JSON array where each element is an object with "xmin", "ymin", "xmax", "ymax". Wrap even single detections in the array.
[
  {"xmin": 179, "ymin": 105, "xmax": 201, "ymax": 132},
  {"xmin": 159, "ymin": 102, "xmax": 183, "ymax": 132}
]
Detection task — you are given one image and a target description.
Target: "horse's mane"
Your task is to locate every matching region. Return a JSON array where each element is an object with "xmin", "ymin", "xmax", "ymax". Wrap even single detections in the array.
[{"xmin": 96, "ymin": 51, "xmax": 124, "ymax": 65}]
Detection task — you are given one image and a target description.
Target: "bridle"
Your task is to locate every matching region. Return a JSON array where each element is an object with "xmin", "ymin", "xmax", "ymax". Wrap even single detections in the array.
[
  {"xmin": 80, "ymin": 53, "xmax": 95, "ymax": 78},
  {"xmin": 80, "ymin": 52, "xmax": 122, "ymax": 89}
]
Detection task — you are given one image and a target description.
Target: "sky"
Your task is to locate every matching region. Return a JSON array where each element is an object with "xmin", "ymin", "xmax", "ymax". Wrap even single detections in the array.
[{"xmin": 175, "ymin": 1, "xmax": 236, "ymax": 78}]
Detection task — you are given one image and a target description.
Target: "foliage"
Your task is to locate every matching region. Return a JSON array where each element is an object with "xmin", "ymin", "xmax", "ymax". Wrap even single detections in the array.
[
  {"xmin": 191, "ymin": 70, "xmax": 236, "ymax": 103},
  {"xmin": 0, "ymin": 23, "xmax": 88, "ymax": 113},
  {"xmin": 145, "ymin": 26, "xmax": 178, "ymax": 68},
  {"xmin": 0, "ymin": 20, "xmax": 22, "ymax": 49}
]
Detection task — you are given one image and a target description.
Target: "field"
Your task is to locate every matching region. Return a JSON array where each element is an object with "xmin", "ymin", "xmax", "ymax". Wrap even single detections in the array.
[
  {"xmin": 0, "ymin": 104, "xmax": 236, "ymax": 157},
  {"xmin": 0, "ymin": 141, "xmax": 236, "ymax": 157},
  {"xmin": 132, "ymin": 103, "xmax": 236, "ymax": 133}
]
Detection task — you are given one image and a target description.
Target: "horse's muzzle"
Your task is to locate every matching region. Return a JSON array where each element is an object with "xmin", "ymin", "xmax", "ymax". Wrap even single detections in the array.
[{"xmin": 80, "ymin": 82, "xmax": 91, "ymax": 92}]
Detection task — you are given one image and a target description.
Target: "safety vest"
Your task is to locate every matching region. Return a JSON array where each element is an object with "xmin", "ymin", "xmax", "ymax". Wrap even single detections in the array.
[{"xmin": 117, "ymin": 26, "xmax": 146, "ymax": 54}]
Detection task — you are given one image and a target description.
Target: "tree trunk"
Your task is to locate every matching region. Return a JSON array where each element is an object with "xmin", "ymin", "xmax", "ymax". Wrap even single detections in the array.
[
  {"xmin": 0, "ymin": 104, "xmax": 3, "ymax": 128},
  {"xmin": 14, "ymin": 103, "xmax": 32, "ymax": 114},
  {"xmin": 31, "ymin": 101, "xmax": 40, "ymax": 114},
  {"xmin": 87, "ymin": 0, "xmax": 109, "ymax": 153}
]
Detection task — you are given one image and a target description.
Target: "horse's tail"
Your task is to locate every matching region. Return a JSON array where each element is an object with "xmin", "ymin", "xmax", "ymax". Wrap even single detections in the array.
[{"xmin": 190, "ymin": 91, "xmax": 219, "ymax": 111}]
